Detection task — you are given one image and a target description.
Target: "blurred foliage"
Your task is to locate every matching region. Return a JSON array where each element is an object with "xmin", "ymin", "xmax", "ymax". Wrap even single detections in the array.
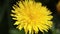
[{"xmin": 0, "ymin": 0, "xmax": 60, "ymax": 34}]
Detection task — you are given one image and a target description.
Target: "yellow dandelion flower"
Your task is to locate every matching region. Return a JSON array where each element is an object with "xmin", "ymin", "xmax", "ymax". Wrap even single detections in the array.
[{"xmin": 11, "ymin": 0, "xmax": 53, "ymax": 34}]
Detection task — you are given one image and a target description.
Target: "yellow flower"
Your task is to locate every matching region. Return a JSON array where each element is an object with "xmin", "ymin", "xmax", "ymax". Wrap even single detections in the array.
[{"xmin": 11, "ymin": 0, "xmax": 53, "ymax": 34}]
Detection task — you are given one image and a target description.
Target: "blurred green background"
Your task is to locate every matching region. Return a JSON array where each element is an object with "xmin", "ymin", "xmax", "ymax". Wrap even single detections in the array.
[{"xmin": 0, "ymin": 0, "xmax": 60, "ymax": 34}]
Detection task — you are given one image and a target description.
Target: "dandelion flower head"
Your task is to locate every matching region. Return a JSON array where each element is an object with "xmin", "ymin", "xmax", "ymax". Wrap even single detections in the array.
[{"xmin": 11, "ymin": 0, "xmax": 53, "ymax": 34}]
